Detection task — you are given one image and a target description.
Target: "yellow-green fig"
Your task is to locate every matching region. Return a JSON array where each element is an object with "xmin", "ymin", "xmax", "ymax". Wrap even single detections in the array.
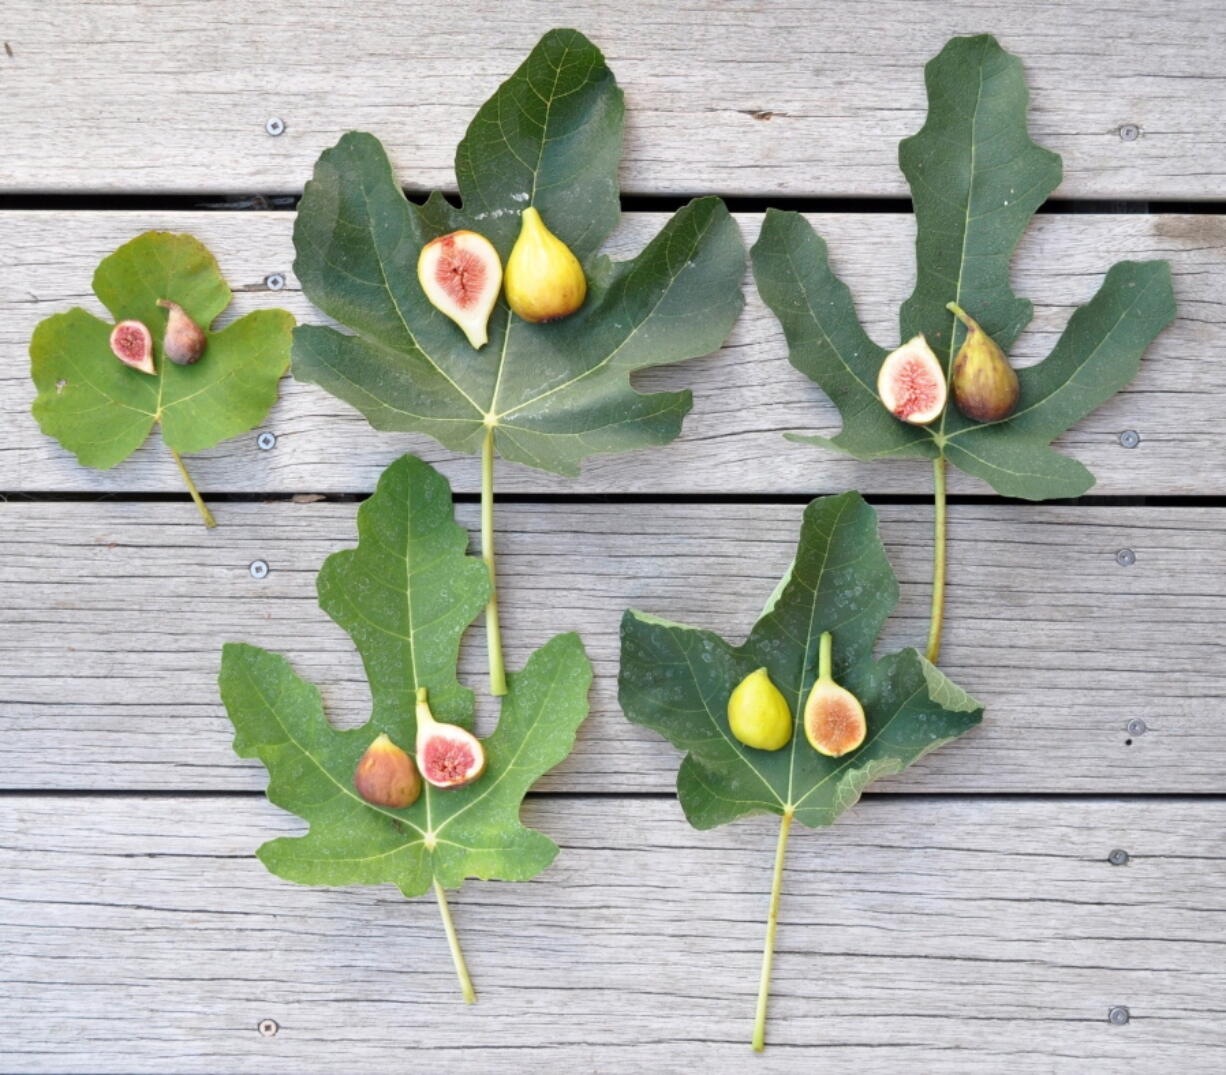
[
  {"xmin": 802, "ymin": 632, "xmax": 867, "ymax": 758},
  {"xmin": 353, "ymin": 733, "xmax": 421, "ymax": 809},
  {"xmin": 947, "ymin": 301, "xmax": 1019, "ymax": 422},
  {"xmin": 504, "ymin": 207, "xmax": 587, "ymax": 323},
  {"xmin": 727, "ymin": 667, "xmax": 792, "ymax": 751}
]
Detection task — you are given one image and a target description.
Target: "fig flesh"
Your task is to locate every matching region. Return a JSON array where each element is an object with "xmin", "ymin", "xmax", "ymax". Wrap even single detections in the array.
[
  {"xmin": 504, "ymin": 207, "xmax": 586, "ymax": 323},
  {"xmin": 417, "ymin": 230, "xmax": 502, "ymax": 349},
  {"xmin": 109, "ymin": 319, "xmax": 156, "ymax": 375},
  {"xmin": 877, "ymin": 334, "xmax": 946, "ymax": 424},
  {"xmin": 415, "ymin": 687, "xmax": 486, "ymax": 789},
  {"xmin": 727, "ymin": 667, "xmax": 792, "ymax": 751},
  {"xmin": 157, "ymin": 299, "xmax": 207, "ymax": 365},
  {"xmin": 354, "ymin": 732, "xmax": 422, "ymax": 809},
  {"xmin": 802, "ymin": 631, "xmax": 867, "ymax": 758},
  {"xmin": 947, "ymin": 301, "xmax": 1019, "ymax": 422}
]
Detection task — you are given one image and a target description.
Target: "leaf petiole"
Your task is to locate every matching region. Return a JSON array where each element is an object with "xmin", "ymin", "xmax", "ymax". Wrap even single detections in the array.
[
  {"xmin": 434, "ymin": 879, "xmax": 477, "ymax": 1004},
  {"xmin": 752, "ymin": 809, "xmax": 793, "ymax": 1052},
  {"xmin": 925, "ymin": 455, "xmax": 947, "ymax": 663},
  {"xmin": 481, "ymin": 425, "xmax": 508, "ymax": 696},
  {"xmin": 169, "ymin": 446, "xmax": 216, "ymax": 529}
]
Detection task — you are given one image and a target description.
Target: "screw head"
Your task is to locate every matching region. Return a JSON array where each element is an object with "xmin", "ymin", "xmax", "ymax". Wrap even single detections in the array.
[
  {"xmin": 1126, "ymin": 718, "xmax": 1148, "ymax": 736},
  {"xmin": 257, "ymin": 432, "xmax": 277, "ymax": 451},
  {"xmin": 1118, "ymin": 124, "xmax": 1140, "ymax": 142},
  {"xmin": 1108, "ymin": 849, "xmax": 1130, "ymax": 866},
  {"xmin": 1108, "ymin": 1005, "xmax": 1131, "ymax": 1025},
  {"xmin": 249, "ymin": 559, "xmax": 270, "ymax": 580},
  {"xmin": 1115, "ymin": 548, "xmax": 1136, "ymax": 567},
  {"xmin": 258, "ymin": 1018, "xmax": 279, "ymax": 1037},
  {"xmin": 265, "ymin": 117, "xmax": 286, "ymax": 137},
  {"xmin": 1118, "ymin": 429, "xmax": 1140, "ymax": 449},
  {"xmin": 265, "ymin": 273, "xmax": 286, "ymax": 291}
]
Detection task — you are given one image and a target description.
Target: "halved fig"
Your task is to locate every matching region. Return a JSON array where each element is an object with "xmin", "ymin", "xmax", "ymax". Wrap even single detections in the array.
[
  {"xmin": 802, "ymin": 631, "xmax": 867, "ymax": 758},
  {"xmin": 354, "ymin": 732, "xmax": 421, "ymax": 809},
  {"xmin": 417, "ymin": 230, "xmax": 502, "ymax": 349},
  {"xmin": 415, "ymin": 687, "xmax": 486, "ymax": 789},
  {"xmin": 109, "ymin": 319, "xmax": 156, "ymax": 375},
  {"xmin": 876, "ymin": 334, "xmax": 946, "ymax": 424},
  {"xmin": 157, "ymin": 299, "xmax": 207, "ymax": 365}
]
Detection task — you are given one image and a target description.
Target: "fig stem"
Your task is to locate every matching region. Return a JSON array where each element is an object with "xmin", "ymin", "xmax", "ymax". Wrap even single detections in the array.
[
  {"xmin": 752, "ymin": 809, "xmax": 793, "ymax": 1052},
  {"xmin": 433, "ymin": 879, "xmax": 476, "ymax": 1004},
  {"xmin": 481, "ymin": 426, "xmax": 508, "ymax": 696},
  {"xmin": 817, "ymin": 630, "xmax": 833, "ymax": 681},
  {"xmin": 168, "ymin": 447, "xmax": 216, "ymax": 528},
  {"xmin": 925, "ymin": 455, "xmax": 947, "ymax": 663}
]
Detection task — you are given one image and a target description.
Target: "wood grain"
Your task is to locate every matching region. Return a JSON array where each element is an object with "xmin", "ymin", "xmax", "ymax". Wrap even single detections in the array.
[
  {"xmin": 2, "ymin": 500, "xmax": 1220, "ymax": 794},
  {"xmin": 1, "ymin": 794, "xmax": 1222, "ymax": 1072},
  {"xmin": 2, "ymin": 1, "xmax": 1224, "ymax": 199},
  {"xmin": 4, "ymin": 210, "xmax": 1221, "ymax": 495}
]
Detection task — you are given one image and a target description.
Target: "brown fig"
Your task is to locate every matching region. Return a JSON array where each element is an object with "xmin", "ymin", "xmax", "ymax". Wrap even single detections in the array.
[
  {"xmin": 415, "ymin": 687, "xmax": 486, "ymax": 789},
  {"xmin": 417, "ymin": 230, "xmax": 502, "ymax": 349},
  {"xmin": 802, "ymin": 631, "xmax": 867, "ymax": 758},
  {"xmin": 946, "ymin": 301, "xmax": 1019, "ymax": 422},
  {"xmin": 353, "ymin": 732, "xmax": 421, "ymax": 809},
  {"xmin": 109, "ymin": 319, "xmax": 156, "ymax": 375},
  {"xmin": 877, "ymin": 334, "xmax": 946, "ymax": 425},
  {"xmin": 157, "ymin": 299, "xmax": 207, "ymax": 365}
]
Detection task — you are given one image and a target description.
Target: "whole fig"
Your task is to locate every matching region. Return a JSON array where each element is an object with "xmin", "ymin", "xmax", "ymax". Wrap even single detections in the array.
[
  {"xmin": 504, "ymin": 207, "xmax": 586, "ymax": 323},
  {"xmin": 727, "ymin": 667, "xmax": 792, "ymax": 751},
  {"xmin": 353, "ymin": 733, "xmax": 421, "ymax": 809},
  {"xmin": 947, "ymin": 301, "xmax": 1018, "ymax": 422},
  {"xmin": 157, "ymin": 299, "xmax": 206, "ymax": 365}
]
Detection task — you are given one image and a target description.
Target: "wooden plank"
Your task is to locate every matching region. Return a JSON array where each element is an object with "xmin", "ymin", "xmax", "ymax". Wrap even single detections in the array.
[
  {"xmin": 3, "ymin": 1, "xmax": 1224, "ymax": 198},
  {"xmin": 2, "ymin": 500, "xmax": 1221, "ymax": 794},
  {"xmin": 3, "ymin": 210, "xmax": 1222, "ymax": 495},
  {"xmin": 1, "ymin": 794, "xmax": 1221, "ymax": 1071}
]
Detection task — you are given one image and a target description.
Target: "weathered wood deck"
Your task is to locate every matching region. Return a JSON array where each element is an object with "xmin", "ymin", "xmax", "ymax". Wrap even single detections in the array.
[{"xmin": 2, "ymin": 2, "xmax": 1224, "ymax": 1071}]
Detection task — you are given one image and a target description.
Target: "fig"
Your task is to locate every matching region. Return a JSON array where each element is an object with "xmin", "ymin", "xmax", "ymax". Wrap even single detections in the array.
[
  {"xmin": 109, "ymin": 319, "xmax": 156, "ymax": 375},
  {"xmin": 727, "ymin": 667, "xmax": 792, "ymax": 751},
  {"xmin": 415, "ymin": 687, "xmax": 486, "ymax": 789},
  {"xmin": 504, "ymin": 207, "xmax": 586, "ymax": 323},
  {"xmin": 802, "ymin": 631, "xmax": 867, "ymax": 758},
  {"xmin": 417, "ymin": 230, "xmax": 502, "ymax": 349},
  {"xmin": 876, "ymin": 334, "xmax": 946, "ymax": 424},
  {"xmin": 157, "ymin": 299, "xmax": 207, "ymax": 365},
  {"xmin": 946, "ymin": 301, "xmax": 1019, "ymax": 422},
  {"xmin": 353, "ymin": 732, "xmax": 421, "ymax": 809}
]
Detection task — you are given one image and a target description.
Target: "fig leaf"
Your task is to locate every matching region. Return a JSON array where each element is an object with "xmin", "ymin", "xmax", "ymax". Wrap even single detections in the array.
[
  {"xmin": 292, "ymin": 28, "xmax": 745, "ymax": 476},
  {"xmin": 619, "ymin": 491, "xmax": 982, "ymax": 829},
  {"xmin": 751, "ymin": 34, "xmax": 1176, "ymax": 500},
  {"xmin": 219, "ymin": 454, "xmax": 592, "ymax": 895}
]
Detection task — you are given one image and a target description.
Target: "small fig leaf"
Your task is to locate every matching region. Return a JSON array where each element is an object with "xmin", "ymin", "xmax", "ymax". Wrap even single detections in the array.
[
  {"xmin": 30, "ymin": 231, "xmax": 293, "ymax": 468},
  {"xmin": 751, "ymin": 35, "xmax": 1175, "ymax": 500},
  {"xmin": 292, "ymin": 28, "xmax": 745, "ymax": 477},
  {"xmin": 219, "ymin": 454, "xmax": 593, "ymax": 895},
  {"xmin": 619, "ymin": 492, "xmax": 982, "ymax": 829}
]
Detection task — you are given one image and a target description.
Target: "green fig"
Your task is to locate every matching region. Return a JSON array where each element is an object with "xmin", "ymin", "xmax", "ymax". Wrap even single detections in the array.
[
  {"xmin": 802, "ymin": 632, "xmax": 867, "ymax": 758},
  {"xmin": 727, "ymin": 667, "xmax": 792, "ymax": 751},
  {"xmin": 947, "ymin": 301, "xmax": 1019, "ymax": 422}
]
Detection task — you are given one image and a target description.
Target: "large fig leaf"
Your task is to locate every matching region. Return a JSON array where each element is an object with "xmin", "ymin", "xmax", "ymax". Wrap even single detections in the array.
[
  {"xmin": 751, "ymin": 35, "xmax": 1175, "ymax": 500},
  {"xmin": 292, "ymin": 28, "xmax": 745, "ymax": 476},
  {"xmin": 31, "ymin": 231, "xmax": 292, "ymax": 469},
  {"xmin": 219, "ymin": 454, "xmax": 592, "ymax": 894},
  {"xmin": 619, "ymin": 492, "xmax": 982, "ymax": 829}
]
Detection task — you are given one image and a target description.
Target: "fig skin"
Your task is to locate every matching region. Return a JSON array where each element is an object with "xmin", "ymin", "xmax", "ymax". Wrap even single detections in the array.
[
  {"xmin": 415, "ymin": 687, "xmax": 486, "ymax": 789},
  {"xmin": 947, "ymin": 301, "xmax": 1019, "ymax": 422},
  {"xmin": 802, "ymin": 631, "xmax": 867, "ymax": 758},
  {"xmin": 877, "ymin": 334, "xmax": 946, "ymax": 425},
  {"xmin": 727, "ymin": 667, "xmax": 792, "ymax": 751},
  {"xmin": 504, "ymin": 207, "xmax": 587, "ymax": 323},
  {"xmin": 354, "ymin": 733, "xmax": 422, "ymax": 809},
  {"xmin": 417, "ymin": 230, "xmax": 502, "ymax": 349},
  {"xmin": 156, "ymin": 299, "xmax": 207, "ymax": 365},
  {"xmin": 109, "ymin": 319, "xmax": 156, "ymax": 375}
]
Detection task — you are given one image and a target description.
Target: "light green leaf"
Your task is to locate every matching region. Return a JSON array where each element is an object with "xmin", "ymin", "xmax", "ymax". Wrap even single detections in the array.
[
  {"xmin": 751, "ymin": 35, "xmax": 1175, "ymax": 500},
  {"xmin": 291, "ymin": 28, "xmax": 745, "ymax": 477},
  {"xmin": 619, "ymin": 492, "xmax": 982, "ymax": 830}
]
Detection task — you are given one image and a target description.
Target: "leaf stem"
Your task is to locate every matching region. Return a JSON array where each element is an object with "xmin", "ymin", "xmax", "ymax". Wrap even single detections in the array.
[
  {"xmin": 925, "ymin": 455, "xmax": 947, "ymax": 663},
  {"xmin": 433, "ymin": 879, "xmax": 476, "ymax": 1004},
  {"xmin": 752, "ymin": 809, "xmax": 793, "ymax": 1052},
  {"xmin": 168, "ymin": 447, "xmax": 216, "ymax": 528},
  {"xmin": 481, "ymin": 426, "xmax": 508, "ymax": 696}
]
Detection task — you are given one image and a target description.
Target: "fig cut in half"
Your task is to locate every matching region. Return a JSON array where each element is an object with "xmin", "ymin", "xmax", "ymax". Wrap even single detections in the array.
[
  {"xmin": 354, "ymin": 732, "xmax": 422, "ymax": 809},
  {"xmin": 802, "ymin": 631, "xmax": 867, "ymax": 758},
  {"xmin": 876, "ymin": 334, "xmax": 946, "ymax": 424},
  {"xmin": 415, "ymin": 687, "xmax": 487, "ymax": 789},
  {"xmin": 109, "ymin": 319, "xmax": 156, "ymax": 375},
  {"xmin": 417, "ymin": 230, "xmax": 502, "ymax": 349}
]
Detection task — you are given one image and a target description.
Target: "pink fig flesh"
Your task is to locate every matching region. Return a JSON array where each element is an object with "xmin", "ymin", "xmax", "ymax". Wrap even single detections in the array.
[
  {"xmin": 109, "ymin": 319, "xmax": 156, "ymax": 375},
  {"xmin": 415, "ymin": 687, "xmax": 486, "ymax": 789},
  {"xmin": 416, "ymin": 230, "xmax": 502, "ymax": 350},
  {"xmin": 877, "ymin": 334, "xmax": 946, "ymax": 425}
]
